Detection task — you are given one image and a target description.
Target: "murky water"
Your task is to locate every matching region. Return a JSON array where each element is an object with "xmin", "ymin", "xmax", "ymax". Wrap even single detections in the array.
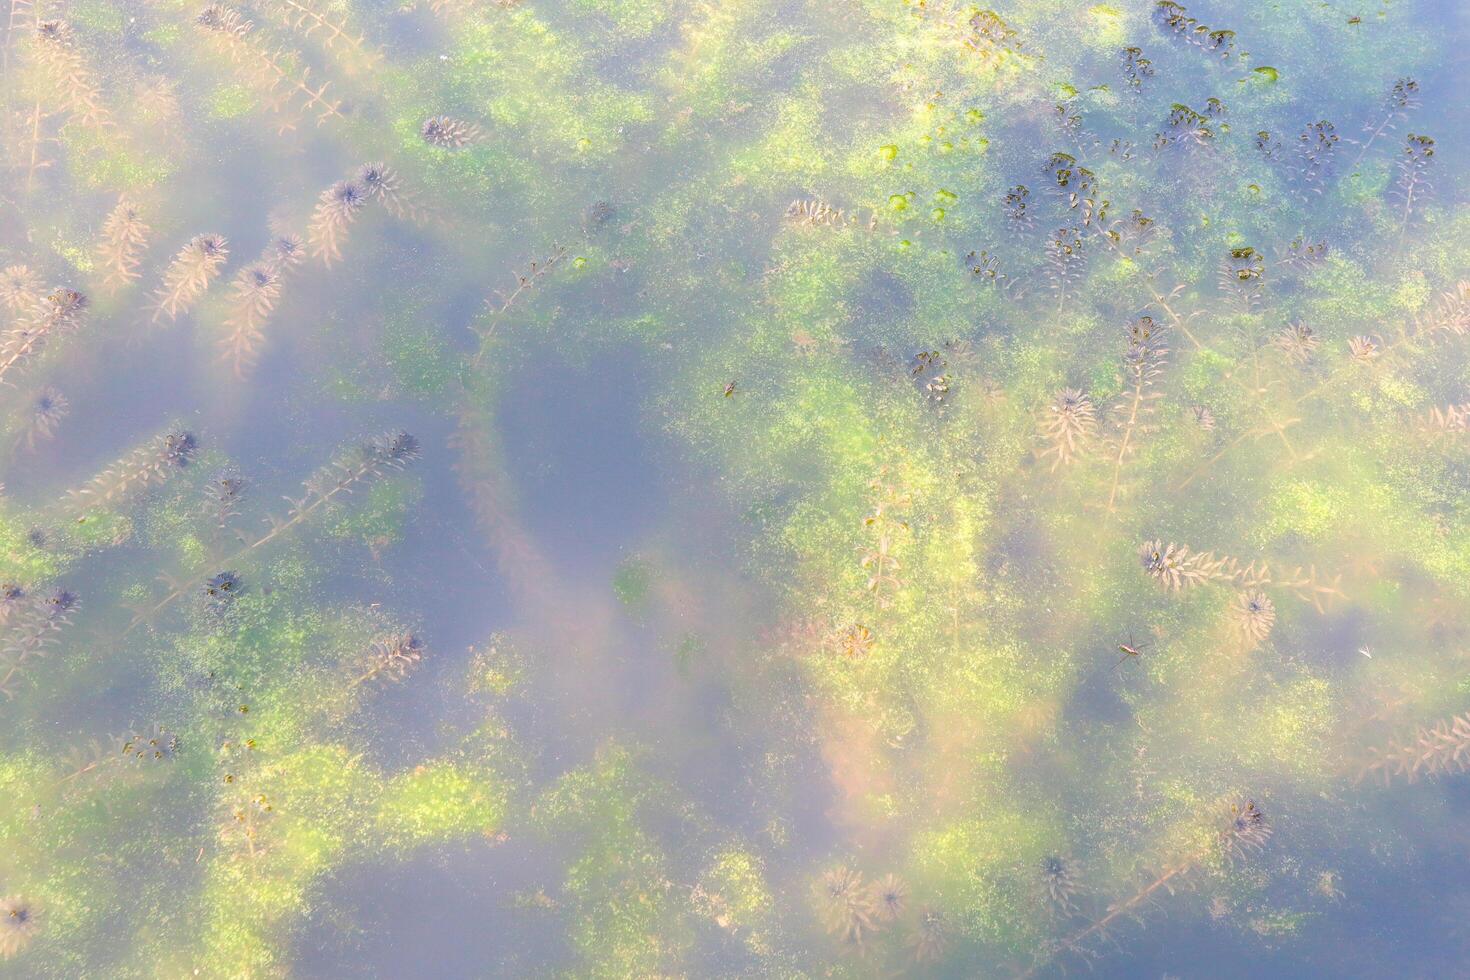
[{"xmin": 1, "ymin": 0, "xmax": 1468, "ymax": 975}]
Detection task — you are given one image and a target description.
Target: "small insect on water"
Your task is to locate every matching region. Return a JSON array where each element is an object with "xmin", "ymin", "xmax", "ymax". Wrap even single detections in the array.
[
  {"xmin": 723, "ymin": 380, "xmax": 737, "ymax": 398},
  {"xmin": 1114, "ymin": 630, "xmax": 1150, "ymax": 670}
]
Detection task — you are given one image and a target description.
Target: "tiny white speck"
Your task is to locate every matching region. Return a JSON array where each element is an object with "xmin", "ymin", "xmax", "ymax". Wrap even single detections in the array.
[{"xmin": 1359, "ymin": 647, "xmax": 1372, "ymax": 658}]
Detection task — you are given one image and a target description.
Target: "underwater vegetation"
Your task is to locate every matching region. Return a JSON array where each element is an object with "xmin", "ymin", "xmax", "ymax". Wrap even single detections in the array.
[
  {"xmin": 0, "ymin": 0, "xmax": 1467, "ymax": 975},
  {"xmin": 0, "ymin": 895, "xmax": 39, "ymax": 958},
  {"xmin": 151, "ymin": 235, "xmax": 229, "ymax": 323},
  {"xmin": 1359, "ymin": 713, "xmax": 1470, "ymax": 785},
  {"xmin": 419, "ymin": 114, "xmax": 481, "ymax": 150},
  {"xmin": 14, "ymin": 386, "xmax": 68, "ymax": 451},
  {"xmin": 94, "ymin": 198, "xmax": 151, "ymax": 292},
  {"xmin": 0, "ymin": 287, "xmax": 88, "ymax": 385}
]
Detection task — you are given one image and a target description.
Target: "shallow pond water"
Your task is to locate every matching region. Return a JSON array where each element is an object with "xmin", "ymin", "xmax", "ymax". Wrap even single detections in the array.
[{"xmin": 1, "ymin": 0, "xmax": 1468, "ymax": 976}]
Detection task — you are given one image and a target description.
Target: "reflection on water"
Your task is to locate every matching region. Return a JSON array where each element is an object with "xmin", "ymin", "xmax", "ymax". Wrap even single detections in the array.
[{"xmin": 1, "ymin": 0, "xmax": 1468, "ymax": 975}]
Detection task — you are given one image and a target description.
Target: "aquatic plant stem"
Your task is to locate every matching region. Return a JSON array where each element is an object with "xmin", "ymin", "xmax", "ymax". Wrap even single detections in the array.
[
  {"xmin": 1104, "ymin": 380, "xmax": 1145, "ymax": 513},
  {"xmin": 469, "ymin": 245, "xmax": 568, "ymax": 370},
  {"xmin": 1090, "ymin": 224, "xmax": 1204, "ymax": 351},
  {"xmin": 1350, "ymin": 103, "xmax": 1403, "ymax": 171},
  {"xmin": 1019, "ymin": 861, "xmax": 1192, "ymax": 979},
  {"xmin": 24, "ymin": 101, "xmax": 44, "ymax": 194},
  {"xmin": 1174, "ymin": 295, "xmax": 1460, "ymax": 488},
  {"xmin": 0, "ymin": 658, "xmax": 31, "ymax": 697},
  {"xmin": 1359, "ymin": 711, "xmax": 1470, "ymax": 784},
  {"xmin": 1148, "ymin": 289, "xmax": 1202, "ymax": 351},
  {"xmin": 1397, "ymin": 179, "xmax": 1418, "ymax": 253},
  {"xmin": 127, "ymin": 445, "xmax": 407, "ymax": 632},
  {"xmin": 260, "ymin": 0, "xmax": 376, "ymax": 65},
  {"xmin": 0, "ymin": 311, "xmax": 51, "ymax": 378}
]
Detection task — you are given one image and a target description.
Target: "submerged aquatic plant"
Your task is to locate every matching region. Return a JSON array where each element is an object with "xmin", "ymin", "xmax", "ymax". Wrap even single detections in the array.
[
  {"xmin": 9, "ymin": 99, "xmax": 63, "ymax": 194},
  {"xmin": 95, "ymin": 198, "xmax": 151, "ymax": 292},
  {"xmin": 1037, "ymin": 388, "xmax": 1096, "ymax": 471},
  {"xmin": 1139, "ymin": 539, "xmax": 1344, "ymax": 609},
  {"xmin": 221, "ymin": 235, "xmax": 307, "ymax": 375},
  {"xmin": 872, "ymin": 873, "xmax": 907, "ymax": 922},
  {"xmin": 60, "ymin": 724, "xmax": 180, "ymax": 783},
  {"xmin": 201, "ymin": 471, "xmax": 248, "ymax": 559},
  {"xmin": 923, "ymin": 372, "xmax": 951, "ymax": 404},
  {"xmin": 0, "ymin": 0, "xmax": 1463, "ymax": 973},
  {"xmin": 1139, "ymin": 539, "xmax": 1213, "ymax": 591},
  {"xmin": 297, "ymin": 431, "xmax": 421, "ymax": 510},
  {"xmin": 14, "ymin": 385, "xmax": 68, "ymax": 450},
  {"xmin": 833, "ymin": 622, "xmax": 873, "ymax": 660},
  {"xmin": 30, "ymin": 19, "xmax": 109, "ymax": 129},
  {"xmin": 1040, "ymin": 855, "xmax": 1080, "ymax": 915},
  {"xmin": 1040, "ymin": 153, "xmax": 1098, "ymax": 210},
  {"xmin": 0, "ymin": 896, "xmax": 38, "ymax": 959},
  {"xmin": 1223, "ymin": 799, "xmax": 1272, "ymax": 859},
  {"xmin": 255, "ymin": 0, "xmax": 375, "ymax": 66},
  {"xmin": 118, "ymin": 724, "xmax": 181, "ymax": 764},
  {"xmin": 264, "ymin": 233, "xmax": 306, "ymax": 272},
  {"xmin": 1232, "ymin": 590, "xmax": 1276, "ymax": 647},
  {"xmin": 1272, "ymin": 321, "xmax": 1319, "ymax": 364},
  {"xmin": 964, "ymin": 248, "xmax": 1021, "ymax": 297},
  {"xmin": 1155, "ymin": 102, "xmax": 1218, "ymax": 154},
  {"xmin": 203, "ymin": 472, "xmax": 247, "ymax": 530},
  {"xmin": 582, "ymin": 199, "xmax": 615, "ymax": 234},
  {"xmin": 1351, "ymin": 77, "xmax": 1420, "ymax": 168},
  {"xmin": 1119, "ymin": 46, "xmax": 1155, "ymax": 92},
  {"xmin": 350, "ymin": 631, "xmax": 425, "ymax": 687},
  {"xmin": 1107, "ymin": 209, "xmax": 1160, "ymax": 257},
  {"xmin": 0, "ymin": 585, "xmax": 27, "ymax": 628},
  {"xmin": 1359, "ymin": 712, "xmax": 1470, "ymax": 785},
  {"xmin": 1003, "ymin": 184, "xmax": 1034, "ymax": 229},
  {"xmin": 0, "ymin": 588, "xmax": 79, "ymax": 699},
  {"xmin": 194, "ymin": 1, "xmax": 252, "ymax": 36},
  {"xmin": 471, "ymin": 244, "xmax": 569, "ymax": 366},
  {"xmin": 356, "ymin": 162, "xmax": 414, "ymax": 220},
  {"xmin": 1415, "ymin": 280, "xmax": 1470, "ymax": 344},
  {"xmin": 1292, "ymin": 120, "xmax": 1341, "ymax": 197},
  {"xmin": 0, "ymin": 266, "xmax": 41, "ymax": 316},
  {"xmin": 194, "ymin": 3, "xmax": 345, "ymax": 129},
  {"xmin": 420, "ymin": 114, "xmax": 481, "ymax": 149},
  {"xmin": 203, "ymin": 570, "xmax": 243, "ymax": 613},
  {"xmin": 0, "ymin": 287, "xmax": 89, "ymax": 384},
  {"xmin": 151, "ymin": 235, "xmax": 229, "ymax": 323},
  {"xmin": 129, "ymin": 431, "xmax": 420, "ymax": 629},
  {"xmin": 1152, "ymin": 1, "xmax": 1239, "ymax": 60},
  {"xmin": 65, "ymin": 429, "xmax": 197, "ymax": 514},
  {"xmin": 1045, "ymin": 227, "xmax": 1086, "ymax": 309},
  {"xmin": 785, "ymin": 198, "xmax": 862, "ymax": 228},
  {"xmin": 1276, "ymin": 235, "xmax": 1329, "ymax": 275},
  {"xmin": 910, "ymin": 906, "xmax": 948, "ymax": 963},
  {"xmin": 132, "ymin": 76, "xmax": 182, "ymax": 129},
  {"xmin": 221, "ymin": 262, "xmax": 282, "ymax": 375},
  {"xmin": 1025, "ymin": 798, "xmax": 1270, "ymax": 976},
  {"xmin": 1420, "ymin": 402, "xmax": 1470, "ymax": 436},
  {"xmin": 1394, "ymin": 134, "xmax": 1435, "ymax": 242},
  {"xmin": 964, "ymin": 9, "xmax": 1022, "ymax": 58},
  {"xmin": 1189, "ymin": 403, "xmax": 1216, "ymax": 431},
  {"xmin": 1218, "ymin": 247, "xmax": 1265, "ymax": 313},
  {"xmin": 1347, "ymin": 334, "xmax": 1381, "ymax": 362},
  {"xmin": 860, "ymin": 469, "xmax": 909, "ymax": 608},
  {"xmin": 1103, "ymin": 316, "xmax": 1169, "ymax": 512},
  {"xmin": 308, "ymin": 180, "xmax": 368, "ymax": 266},
  {"xmin": 815, "ymin": 865, "xmax": 879, "ymax": 945}
]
